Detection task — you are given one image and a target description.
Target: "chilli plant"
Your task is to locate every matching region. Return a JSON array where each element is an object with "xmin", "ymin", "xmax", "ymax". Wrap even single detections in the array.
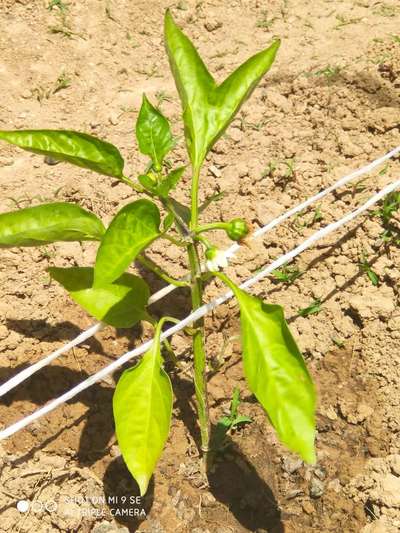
[{"xmin": 0, "ymin": 11, "xmax": 316, "ymax": 495}]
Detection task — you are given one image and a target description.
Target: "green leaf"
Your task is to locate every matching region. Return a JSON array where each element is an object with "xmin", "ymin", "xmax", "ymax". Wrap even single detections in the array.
[
  {"xmin": 367, "ymin": 269, "xmax": 379, "ymax": 286},
  {"xmin": 157, "ymin": 166, "xmax": 185, "ymax": 198},
  {"xmin": 199, "ymin": 191, "xmax": 225, "ymax": 214},
  {"xmin": 138, "ymin": 167, "xmax": 185, "ymax": 199},
  {"xmin": 219, "ymin": 275, "xmax": 316, "ymax": 463},
  {"xmin": 297, "ymin": 299, "xmax": 322, "ymax": 317},
  {"xmin": 232, "ymin": 414, "xmax": 253, "ymax": 427},
  {"xmin": 113, "ymin": 320, "xmax": 173, "ymax": 495},
  {"xmin": 0, "ymin": 129, "xmax": 124, "ymax": 178},
  {"xmin": 0, "ymin": 202, "xmax": 105, "ymax": 247},
  {"xmin": 230, "ymin": 386, "xmax": 241, "ymax": 418},
  {"xmin": 136, "ymin": 94, "xmax": 174, "ymax": 170},
  {"xmin": 48, "ymin": 267, "xmax": 150, "ymax": 328},
  {"xmin": 164, "ymin": 10, "xmax": 280, "ymax": 169},
  {"xmin": 167, "ymin": 197, "xmax": 191, "ymax": 225},
  {"xmin": 162, "ymin": 212, "xmax": 175, "ymax": 231},
  {"xmin": 138, "ymin": 173, "xmax": 157, "ymax": 194},
  {"xmin": 94, "ymin": 199, "xmax": 161, "ymax": 286}
]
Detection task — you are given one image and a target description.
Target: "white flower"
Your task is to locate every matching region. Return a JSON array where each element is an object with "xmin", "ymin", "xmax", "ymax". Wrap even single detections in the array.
[{"xmin": 205, "ymin": 247, "xmax": 229, "ymax": 271}]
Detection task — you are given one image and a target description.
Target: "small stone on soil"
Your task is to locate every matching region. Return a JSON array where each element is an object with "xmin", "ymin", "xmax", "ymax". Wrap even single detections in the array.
[
  {"xmin": 310, "ymin": 477, "xmax": 325, "ymax": 498},
  {"xmin": 209, "ymin": 164, "xmax": 221, "ymax": 178},
  {"xmin": 282, "ymin": 456, "xmax": 303, "ymax": 474},
  {"xmin": 204, "ymin": 19, "xmax": 222, "ymax": 32}
]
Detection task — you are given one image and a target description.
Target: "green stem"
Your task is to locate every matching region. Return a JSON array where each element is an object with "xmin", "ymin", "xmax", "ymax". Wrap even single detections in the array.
[
  {"xmin": 161, "ymin": 233, "xmax": 187, "ymax": 247},
  {"xmin": 195, "ymin": 222, "xmax": 230, "ymax": 234},
  {"xmin": 213, "ymin": 271, "xmax": 235, "ymax": 291},
  {"xmin": 155, "ymin": 316, "xmax": 181, "ymax": 366},
  {"xmin": 188, "ymin": 166, "xmax": 210, "ymax": 455},
  {"xmin": 191, "ymin": 167, "xmax": 200, "ymax": 228},
  {"xmin": 162, "ymin": 338, "xmax": 179, "ymax": 365},
  {"xmin": 194, "ymin": 234, "xmax": 213, "ymax": 249},
  {"xmin": 121, "ymin": 174, "xmax": 142, "ymax": 191},
  {"xmin": 137, "ymin": 255, "xmax": 189, "ymax": 287}
]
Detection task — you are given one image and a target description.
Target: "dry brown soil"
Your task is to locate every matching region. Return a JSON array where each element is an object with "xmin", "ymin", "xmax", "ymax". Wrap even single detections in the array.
[{"xmin": 1, "ymin": 1, "xmax": 400, "ymax": 532}]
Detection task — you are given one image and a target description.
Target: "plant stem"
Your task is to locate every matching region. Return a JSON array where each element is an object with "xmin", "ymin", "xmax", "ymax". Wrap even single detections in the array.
[
  {"xmin": 195, "ymin": 221, "xmax": 230, "ymax": 234},
  {"xmin": 188, "ymin": 166, "xmax": 210, "ymax": 455},
  {"xmin": 161, "ymin": 233, "xmax": 187, "ymax": 247},
  {"xmin": 121, "ymin": 174, "xmax": 142, "ymax": 191},
  {"xmin": 137, "ymin": 254, "xmax": 188, "ymax": 287}
]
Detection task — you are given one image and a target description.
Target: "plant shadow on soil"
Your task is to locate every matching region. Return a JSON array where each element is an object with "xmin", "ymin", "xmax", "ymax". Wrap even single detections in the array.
[
  {"xmin": 0, "ymin": 361, "xmax": 283, "ymax": 532},
  {"xmin": 0, "ymin": 225, "xmax": 389, "ymax": 531},
  {"xmin": 102, "ymin": 371, "xmax": 283, "ymax": 531}
]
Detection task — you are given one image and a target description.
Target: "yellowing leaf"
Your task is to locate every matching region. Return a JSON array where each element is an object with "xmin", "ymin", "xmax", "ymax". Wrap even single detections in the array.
[{"xmin": 113, "ymin": 321, "xmax": 173, "ymax": 495}]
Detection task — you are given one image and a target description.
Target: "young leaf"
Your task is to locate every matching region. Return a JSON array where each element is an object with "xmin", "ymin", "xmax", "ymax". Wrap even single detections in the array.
[
  {"xmin": 297, "ymin": 299, "xmax": 322, "ymax": 317},
  {"xmin": 94, "ymin": 199, "xmax": 161, "ymax": 286},
  {"xmin": 164, "ymin": 10, "xmax": 280, "ymax": 169},
  {"xmin": 0, "ymin": 130, "xmax": 124, "ymax": 178},
  {"xmin": 48, "ymin": 267, "xmax": 150, "ymax": 328},
  {"xmin": 218, "ymin": 274, "xmax": 316, "ymax": 463},
  {"xmin": 136, "ymin": 94, "xmax": 174, "ymax": 170},
  {"xmin": 138, "ymin": 167, "xmax": 185, "ymax": 199},
  {"xmin": 157, "ymin": 166, "xmax": 185, "ymax": 198},
  {"xmin": 0, "ymin": 202, "xmax": 105, "ymax": 247},
  {"xmin": 138, "ymin": 173, "xmax": 157, "ymax": 194},
  {"xmin": 113, "ymin": 320, "xmax": 173, "ymax": 495}
]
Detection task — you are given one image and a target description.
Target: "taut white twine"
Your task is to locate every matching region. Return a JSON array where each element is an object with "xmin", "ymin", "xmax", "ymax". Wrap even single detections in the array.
[
  {"xmin": 1, "ymin": 177, "xmax": 399, "ymax": 440},
  {"xmin": 1, "ymin": 145, "xmax": 399, "ymax": 398}
]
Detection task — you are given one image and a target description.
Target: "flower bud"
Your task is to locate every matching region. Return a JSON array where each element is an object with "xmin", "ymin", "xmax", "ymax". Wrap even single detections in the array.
[
  {"xmin": 226, "ymin": 218, "xmax": 249, "ymax": 241},
  {"xmin": 205, "ymin": 247, "xmax": 228, "ymax": 271}
]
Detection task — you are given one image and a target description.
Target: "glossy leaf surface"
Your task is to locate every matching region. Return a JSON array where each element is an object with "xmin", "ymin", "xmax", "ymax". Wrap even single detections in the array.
[
  {"xmin": 94, "ymin": 199, "xmax": 161, "ymax": 286},
  {"xmin": 135, "ymin": 95, "xmax": 174, "ymax": 170},
  {"xmin": 0, "ymin": 129, "xmax": 124, "ymax": 178},
  {"xmin": 113, "ymin": 322, "xmax": 172, "ymax": 495},
  {"xmin": 164, "ymin": 10, "xmax": 280, "ymax": 169},
  {"xmin": 222, "ymin": 277, "xmax": 316, "ymax": 463},
  {"xmin": 0, "ymin": 202, "xmax": 105, "ymax": 247},
  {"xmin": 49, "ymin": 267, "xmax": 150, "ymax": 328}
]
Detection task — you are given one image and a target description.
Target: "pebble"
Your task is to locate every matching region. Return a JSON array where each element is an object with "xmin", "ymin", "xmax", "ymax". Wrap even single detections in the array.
[
  {"xmin": 324, "ymin": 405, "xmax": 338, "ymax": 421},
  {"xmin": 282, "ymin": 456, "xmax": 303, "ymax": 474},
  {"xmin": 313, "ymin": 467, "xmax": 327, "ymax": 480},
  {"xmin": 204, "ymin": 19, "xmax": 223, "ymax": 32},
  {"xmin": 44, "ymin": 155, "xmax": 61, "ymax": 165},
  {"xmin": 108, "ymin": 112, "xmax": 119, "ymax": 126},
  {"xmin": 229, "ymin": 127, "xmax": 243, "ymax": 143},
  {"xmin": 209, "ymin": 164, "xmax": 221, "ymax": 178},
  {"xmin": 109, "ymin": 445, "xmax": 121, "ymax": 458},
  {"xmin": 309, "ymin": 477, "xmax": 325, "ymax": 498}
]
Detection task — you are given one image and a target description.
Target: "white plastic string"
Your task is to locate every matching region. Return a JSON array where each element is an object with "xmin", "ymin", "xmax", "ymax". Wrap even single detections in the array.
[
  {"xmin": 0, "ymin": 278, "xmax": 182, "ymax": 397},
  {"xmin": 1, "ymin": 145, "xmax": 399, "ymax": 398},
  {"xmin": 1, "ymin": 177, "xmax": 399, "ymax": 440}
]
